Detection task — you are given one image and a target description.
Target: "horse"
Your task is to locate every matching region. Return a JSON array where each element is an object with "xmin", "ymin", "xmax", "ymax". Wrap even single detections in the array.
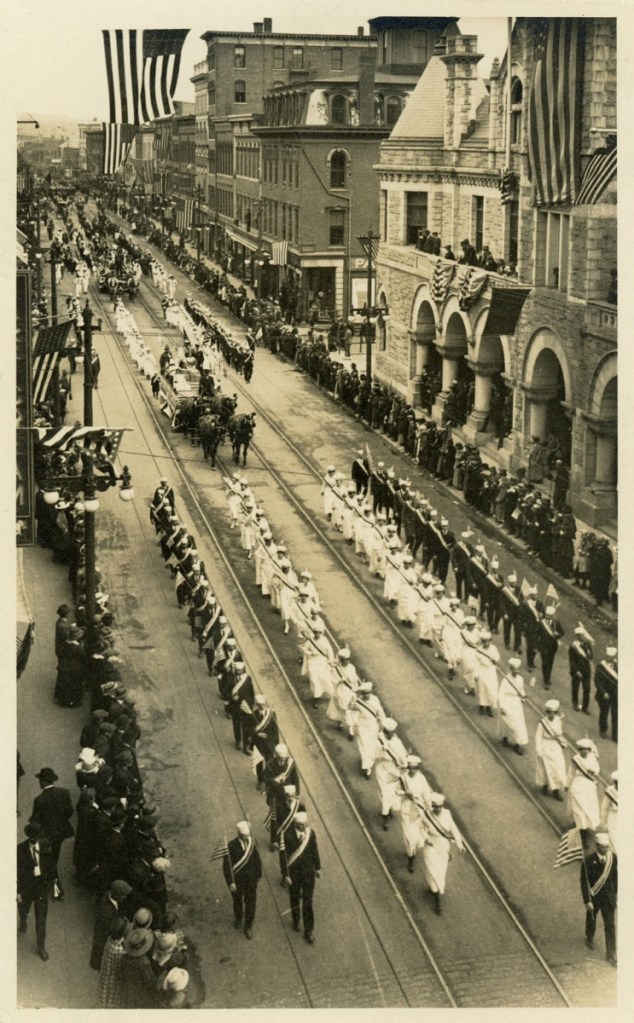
[
  {"xmin": 198, "ymin": 414, "xmax": 226, "ymax": 468},
  {"xmin": 228, "ymin": 412, "xmax": 256, "ymax": 467},
  {"xmin": 208, "ymin": 392, "xmax": 238, "ymax": 427}
]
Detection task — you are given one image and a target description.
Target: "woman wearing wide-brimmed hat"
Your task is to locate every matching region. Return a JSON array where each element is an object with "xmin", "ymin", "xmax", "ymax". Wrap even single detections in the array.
[{"xmin": 120, "ymin": 927, "xmax": 158, "ymax": 1008}]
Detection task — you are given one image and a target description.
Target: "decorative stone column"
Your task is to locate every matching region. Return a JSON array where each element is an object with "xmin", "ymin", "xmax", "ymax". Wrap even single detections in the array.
[
  {"xmin": 463, "ymin": 358, "xmax": 499, "ymax": 439},
  {"xmin": 432, "ymin": 343, "xmax": 466, "ymax": 424},
  {"xmin": 407, "ymin": 328, "xmax": 434, "ymax": 406},
  {"xmin": 521, "ymin": 383, "xmax": 558, "ymax": 441},
  {"xmin": 576, "ymin": 413, "xmax": 617, "ymax": 526}
]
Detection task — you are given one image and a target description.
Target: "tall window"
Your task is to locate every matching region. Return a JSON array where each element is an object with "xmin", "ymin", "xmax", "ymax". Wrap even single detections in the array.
[
  {"xmin": 535, "ymin": 211, "xmax": 570, "ymax": 291},
  {"xmin": 208, "ymin": 82, "xmax": 216, "ymax": 107},
  {"xmin": 273, "ymin": 46, "xmax": 284, "ymax": 69},
  {"xmin": 331, "ymin": 95, "xmax": 347, "ymax": 125},
  {"xmin": 234, "ymin": 45, "xmax": 246, "ymax": 68},
  {"xmin": 291, "ymin": 47, "xmax": 304, "ymax": 69},
  {"xmin": 234, "ymin": 80, "xmax": 246, "ymax": 104},
  {"xmin": 412, "ymin": 29, "xmax": 427, "ymax": 65},
  {"xmin": 510, "ymin": 78, "xmax": 523, "ymax": 146},
  {"xmin": 331, "ymin": 47, "xmax": 343, "ymax": 71},
  {"xmin": 329, "ymin": 209, "xmax": 345, "ymax": 246},
  {"xmin": 385, "ymin": 96, "xmax": 401, "ymax": 127},
  {"xmin": 406, "ymin": 191, "xmax": 427, "ymax": 245},
  {"xmin": 472, "ymin": 195, "xmax": 484, "ymax": 252},
  {"xmin": 330, "ymin": 150, "xmax": 347, "ymax": 189}
]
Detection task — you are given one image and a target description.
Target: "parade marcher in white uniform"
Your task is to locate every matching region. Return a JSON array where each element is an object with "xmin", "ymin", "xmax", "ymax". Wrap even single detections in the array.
[
  {"xmin": 321, "ymin": 466, "xmax": 337, "ymax": 519},
  {"xmin": 368, "ymin": 512, "xmax": 389, "ymax": 577},
  {"xmin": 276, "ymin": 560, "xmax": 299, "ymax": 635},
  {"xmin": 397, "ymin": 554, "xmax": 419, "ymax": 626},
  {"xmin": 326, "ymin": 647, "xmax": 359, "ymax": 737},
  {"xmin": 226, "ymin": 475, "xmax": 242, "ymax": 528},
  {"xmin": 566, "ymin": 737, "xmax": 601, "ymax": 841},
  {"xmin": 341, "ymin": 485, "xmax": 359, "ymax": 543},
  {"xmin": 441, "ymin": 595, "xmax": 464, "ymax": 679},
  {"xmin": 416, "ymin": 573, "xmax": 435, "ymax": 646},
  {"xmin": 498, "ymin": 657, "xmax": 529, "ymax": 755},
  {"xmin": 298, "ymin": 571, "xmax": 321, "ymax": 613},
  {"xmin": 474, "ymin": 630, "xmax": 500, "ymax": 715},
  {"xmin": 535, "ymin": 699, "xmax": 567, "ymax": 800},
  {"xmin": 600, "ymin": 771, "xmax": 618, "ymax": 853},
  {"xmin": 269, "ymin": 546, "xmax": 289, "ymax": 611},
  {"xmin": 375, "ymin": 718, "xmax": 408, "ymax": 830},
  {"xmin": 350, "ymin": 681, "xmax": 385, "ymax": 778},
  {"xmin": 331, "ymin": 473, "xmax": 346, "ymax": 531},
  {"xmin": 383, "ymin": 539, "xmax": 403, "ymax": 605},
  {"xmin": 301, "ymin": 623, "xmax": 334, "ymax": 707},
  {"xmin": 239, "ymin": 501, "xmax": 257, "ymax": 559},
  {"xmin": 255, "ymin": 532, "xmax": 275, "ymax": 596},
  {"xmin": 397, "ymin": 756, "xmax": 433, "ymax": 872},
  {"xmin": 421, "ymin": 793, "xmax": 465, "ymax": 915},
  {"xmin": 460, "ymin": 615, "xmax": 481, "ymax": 695},
  {"xmin": 430, "ymin": 583, "xmax": 448, "ymax": 651}
]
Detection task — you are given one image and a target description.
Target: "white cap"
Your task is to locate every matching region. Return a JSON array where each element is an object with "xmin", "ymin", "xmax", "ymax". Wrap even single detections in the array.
[
  {"xmin": 576, "ymin": 738, "xmax": 593, "ymax": 749},
  {"xmin": 383, "ymin": 717, "xmax": 398, "ymax": 731},
  {"xmin": 430, "ymin": 793, "xmax": 445, "ymax": 806},
  {"xmin": 300, "ymin": 570, "xmax": 312, "ymax": 579},
  {"xmin": 254, "ymin": 694, "xmax": 266, "ymax": 705},
  {"xmin": 275, "ymin": 744, "xmax": 288, "ymax": 758},
  {"xmin": 406, "ymin": 755, "xmax": 421, "ymax": 767},
  {"xmin": 441, "ymin": 517, "xmax": 449, "ymax": 527},
  {"xmin": 465, "ymin": 616, "xmax": 477, "ymax": 626},
  {"xmin": 545, "ymin": 699, "xmax": 560, "ymax": 712},
  {"xmin": 295, "ymin": 811, "xmax": 308, "ymax": 825},
  {"xmin": 606, "ymin": 646, "xmax": 617, "ymax": 658},
  {"xmin": 611, "ymin": 770, "xmax": 618, "ymax": 782},
  {"xmin": 507, "ymin": 574, "xmax": 517, "ymax": 583},
  {"xmin": 594, "ymin": 832, "xmax": 610, "ymax": 846},
  {"xmin": 338, "ymin": 647, "xmax": 351, "ymax": 659},
  {"xmin": 434, "ymin": 583, "xmax": 444, "ymax": 593},
  {"xmin": 545, "ymin": 606, "xmax": 556, "ymax": 617},
  {"xmin": 358, "ymin": 681, "xmax": 373, "ymax": 692},
  {"xmin": 509, "ymin": 657, "xmax": 521, "ymax": 670},
  {"xmin": 237, "ymin": 821, "xmax": 251, "ymax": 836},
  {"xmin": 327, "ymin": 464, "xmax": 335, "ymax": 472},
  {"xmin": 283, "ymin": 785, "xmax": 296, "ymax": 795},
  {"xmin": 461, "ymin": 530, "xmax": 473, "ymax": 539},
  {"xmin": 480, "ymin": 629, "xmax": 491, "ymax": 640}
]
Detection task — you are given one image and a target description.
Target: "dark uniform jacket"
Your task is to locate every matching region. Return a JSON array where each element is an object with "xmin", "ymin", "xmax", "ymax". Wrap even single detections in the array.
[
  {"xmin": 581, "ymin": 851, "xmax": 617, "ymax": 909},
  {"xmin": 284, "ymin": 826, "xmax": 321, "ymax": 881},
  {"xmin": 17, "ymin": 837, "xmax": 56, "ymax": 898},
  {"xmin": 223, "ymin": 836, "xmax": 262, "ymax": 889},
  {"xmin": 31, "ymin": 786, "xmax": 75, "ymax": 844}
]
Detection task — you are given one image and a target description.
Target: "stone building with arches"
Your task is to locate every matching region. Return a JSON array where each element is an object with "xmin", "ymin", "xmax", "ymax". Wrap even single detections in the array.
[{"xmin": 374, "ymin": 18, "xmax": 617, "ymax": 526}]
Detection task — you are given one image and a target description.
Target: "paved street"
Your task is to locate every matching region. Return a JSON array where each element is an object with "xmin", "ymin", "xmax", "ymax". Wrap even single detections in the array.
[{"xmin": 17, "ymin": 219, "xmax": 616, "ymax": 1007}]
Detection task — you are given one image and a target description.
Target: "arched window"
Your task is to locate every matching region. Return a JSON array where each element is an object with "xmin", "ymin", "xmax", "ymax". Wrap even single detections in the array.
[
  {"xmin": 331, "ymin": 94, "xmax": 347, "ymax": 125},
  {"xmin": 386, "ymin": 96, "xmax": 401, "ymax": 127},
  {"xmin": 330, "ymin": 150, "xmax": 347, "ymax": 189},
  {"xmin": 511, "ymin": 77, "xmax": 523, "ymax": 145}
]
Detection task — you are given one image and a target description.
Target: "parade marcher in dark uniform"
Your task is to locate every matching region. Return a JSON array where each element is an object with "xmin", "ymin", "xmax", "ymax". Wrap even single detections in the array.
[
  {"xmin": 568, "ymin": 626, "xmax": 594, "ymax": 714},
  {"xmin": 594, "ymin": 646, "xmax": 618, "ymax": 742},
  {"xmin": 249, "ymin": 695, "xmax": 280, "ymax": 790},
  {"xmin": 536, "ymin": 605, "xmax": 565, "ymax": 689},
  {"xmin": 351, "ymin": 449, "xmax": 369, "ymax": 497},
  {"xmin": 282, "ymin": 812, "xmax": 321, "ymax": 944},
  {"xmin": 518, "ymin": 587, "xmax": 542, "ymax": 670},
  {"xmin": 30, "ymin": 767, "xmax": 75, "ymax": 899},
  {"xmin": 263, "ymin": 743, "xmax": 300, "ymax": 849},
  {"xmin": 588, "ymin": 538, "xmax": 613, "ymax": 607},
  {"xmin": 450, "ymin": 529, "xmax": 474, "ymax": 602},
  {"xmin": 223, "ymin": 821, "xmax": 262, "ymax": 940},
  {"xmin": 581, "ymin": 831, "xmax": 617, "ymax": 966}
]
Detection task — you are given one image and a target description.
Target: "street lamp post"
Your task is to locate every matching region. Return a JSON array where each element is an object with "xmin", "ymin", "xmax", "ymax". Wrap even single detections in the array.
[
  {"xmin": 196, "ymin": 227, "xmax": 201, "ymax": 265},
  {"xmin": 357, "ymin": 228, "xmax": 377, "ymax": 384},
  {"xmin": 42, "ymin": 461, "xmax": 134, "ymax": 655},
  {"xmin": 82, "ymin": 300, "xmax": 101, "ymax": 428}
]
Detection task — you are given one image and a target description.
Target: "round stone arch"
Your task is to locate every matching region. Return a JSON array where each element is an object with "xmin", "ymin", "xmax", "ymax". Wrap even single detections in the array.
[
  {"xmin": 408, "ymin": 292, "xmax": 439, "ymax": 384},
  {"xmin": 589, "ymin": 351, "xmax": 617, "ymax": 417},
  {"xmin": 471, "ymin": 306, "xmax": 511, "ymax": 375},
  {"xmin": 521, "ymin": 328, "xmax": 574, "ymax": 463},
  {"xmin": 439, "ymin": 295, "xmax": 472, "ymax": 349},
  {"xmin": 583, "ymin": 351, "xmax": 617, "ymax": 492}
]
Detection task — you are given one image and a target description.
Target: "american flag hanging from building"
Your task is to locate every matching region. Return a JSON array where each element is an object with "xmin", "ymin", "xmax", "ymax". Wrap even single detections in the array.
[
  {"xmin": 102, "ymin": 29, "xmax": 189, "ymax": 125},
  {"xmin": 175, "ymin": 198, "xmax": 194, "ymax": 232},
  {"xmin": 32, "ymin": 321, "xmax": 74, "ymax": 405},
  {"xmin": 431, "ymin": 260, "xmax": 456, "ymax": 306},
  {"xmin": 456, "ymin": 267, "xmax": 489, "ymax": 311},
  {"xmin": 574, "ymin": 136, "xmax": 617, "ymax": 205},
  {"xmin": 34, "ymin": 424, "xmax": 127, "ymax": 461},
  {"xmin": 103, "ymin": 123, "xmax": 137, "ymax": 175},
  {"xmin": 527, "ymin": 18, "xmax": 585, "ymax": 207},
  {"xmin": 359, "ymin": 235, "xmax": 380, "ymax": 262},
  {"xmin": 271, "ymin": 240, "xmax": 289, "ymax": 266}
]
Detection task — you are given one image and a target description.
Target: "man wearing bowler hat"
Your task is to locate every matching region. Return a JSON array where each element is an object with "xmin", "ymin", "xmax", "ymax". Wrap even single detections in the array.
[
  {"xmin": 30, "ymin": 767, "xmax": 74, "ymax": 899},
  {"xmin": 17, "ymin": 821, "xmax": 56, "ymax": 960}
]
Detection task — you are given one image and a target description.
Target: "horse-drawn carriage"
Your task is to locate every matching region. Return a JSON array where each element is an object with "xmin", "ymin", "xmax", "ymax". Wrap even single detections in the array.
[{"xmin": 158, "ymin": 366, "xmax": 201, "ymax": 427}]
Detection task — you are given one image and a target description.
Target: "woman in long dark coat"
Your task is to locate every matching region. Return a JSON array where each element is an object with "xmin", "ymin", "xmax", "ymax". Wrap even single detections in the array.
[
  {"xmin": 73, "ymin": 786, "xmax": 100, "ymax": 883},
  {"xmin": 54, "ymin": 625, "xmax": 85, "ymax": 706}
]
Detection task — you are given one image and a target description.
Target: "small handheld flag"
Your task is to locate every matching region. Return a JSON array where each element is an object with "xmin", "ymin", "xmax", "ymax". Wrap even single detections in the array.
[{"xmin": 553, "ymin": 827, "xmax": 584, "ymax": 868}]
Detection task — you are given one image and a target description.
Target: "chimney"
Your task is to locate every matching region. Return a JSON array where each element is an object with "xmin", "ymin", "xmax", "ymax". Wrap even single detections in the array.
[
  {"xmin": 253, "ymin": 22, "xmax": 263, "ymax": 34},
  {"xmin": 357, "ymin": 26, "xmax": 364, "ymax": 37},
  {"xmin": 358, "ymin": 50, "xmax": 376, "ymax": 126},
  {"xmin": 440, "ymin": 35, "xmax": 484, "ymax": 150},
  {"xmin": 263, "ymin": 17, "xmax": 273, "ymax": 34}
]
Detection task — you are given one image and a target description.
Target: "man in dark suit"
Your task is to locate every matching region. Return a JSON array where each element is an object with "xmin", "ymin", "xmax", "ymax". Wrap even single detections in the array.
[
  {"xmin": 17, "ymin": 821, "xmax": 56, "ymax": 960},
  {"xmin": 569, "ymin": 628, "xmax": 594, "ymax": 713},
  {"xmin": 537, "ymin": 606, "xmax": 565, "ymax": 689},
  {"xmin": 282, "ymin": 812, "xmax": 321, "ymax": 944},
  {"xmin": 31, "ymin": 767, "xmax": 75, "ymax": 898},
  {"xmin": 581, "ymin": 831, "xmax": 617, "ymax": 965},
  {"xmin": 223, "ymin": 821, "xmax": 262, "ymax": 939},
  {"xmin": 594, "ymin": 646, "xmax": 618, "ymax": 741}
]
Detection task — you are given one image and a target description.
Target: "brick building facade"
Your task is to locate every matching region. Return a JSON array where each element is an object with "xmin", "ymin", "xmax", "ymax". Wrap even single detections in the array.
[{"xmin": 374, "ymin": 18, "xmax": 617, "ymax": 526}]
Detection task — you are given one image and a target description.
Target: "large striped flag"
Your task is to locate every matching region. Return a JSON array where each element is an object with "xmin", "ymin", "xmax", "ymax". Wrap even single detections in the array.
[
  {"xmin": 359, "ymin": 234, "xmax": 380, "ymax": 262},
  {"xmin": 211, "ymin": 838, "xmax": 228, "ymax": 863},
  {"xmin": 553, "ymin": 827, "xmax": 584, "ymax": 868},
  {"xmin": 102, "ymin": 29, "xmax": 189, "ymax": 126},
  {"xmin": 32, "ymin": 321, "xmax": 74, "ymax": 404},
  {"xmin": 575, "ymin": 136, "xmax": 617, "ymax": 206},
  {"xmin": 34, "ymin": 424, "xmax": 127, "ymax": 461},
  {"xmin": 527, "ymin": 19, "xmax": 584, "ymax": 207},
  {"xmin": 103, "ymin": 123, "xmax": 137, "ymax": 175},
  {"xmin": 272, "ymin": 240, "xmax": 289, "ymax": 266}
]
